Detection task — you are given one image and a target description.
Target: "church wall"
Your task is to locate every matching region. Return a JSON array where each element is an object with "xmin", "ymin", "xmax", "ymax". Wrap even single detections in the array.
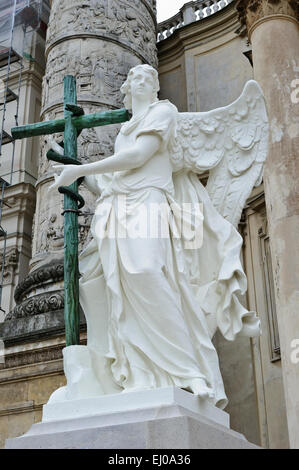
[
  {"xmin": 241, "ymin": 192, "xmax": 289, "ymax": 449},
  {"xmin": 0, "ymin": 334, "xmax": 68, "ymax": 448},
  {"xmin": 158, "ymin": 3, "xmax": 252, "ymax": 113},
  {"xmin": 159, "ymin": 62, "xmax": 187, "ymax": 112},
  {"xmin": 187, "ymin": 36, "xmax": 253, "ymax": 112}
]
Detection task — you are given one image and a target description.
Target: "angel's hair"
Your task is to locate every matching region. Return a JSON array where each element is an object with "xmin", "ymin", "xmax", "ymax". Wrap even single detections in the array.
[{"xmin": 120, "ymin": 64, "xmax": 160, "ymax": 110}]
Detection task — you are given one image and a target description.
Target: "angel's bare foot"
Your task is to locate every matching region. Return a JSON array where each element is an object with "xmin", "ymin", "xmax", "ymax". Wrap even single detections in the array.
[{"xmin": 185, "ymin": 378, "xmax": 215, "ymax": 400}]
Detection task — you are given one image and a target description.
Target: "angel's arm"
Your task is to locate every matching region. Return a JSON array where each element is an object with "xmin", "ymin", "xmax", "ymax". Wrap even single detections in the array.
[
  {"xmin": 49, "ymin": 133, "xmax": 161, "ymax": 190},
  {"xmin": 81, "ymin": 133, "xmax": 161, "ymax": 174}
]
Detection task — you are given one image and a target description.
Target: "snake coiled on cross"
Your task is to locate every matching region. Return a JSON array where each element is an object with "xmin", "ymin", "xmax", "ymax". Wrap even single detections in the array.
[
  {"xmin": 46, "ymin": 148, "xmax": 85, "ymax": 212},
  {"xmin": 46, "ymin": 103, "xmax": 86, "ymax": 213}
]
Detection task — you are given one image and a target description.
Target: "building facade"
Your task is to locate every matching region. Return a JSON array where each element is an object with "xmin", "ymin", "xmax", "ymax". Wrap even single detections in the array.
[{"xmin": 0, "ymin": 0, "xmax": 298, "ymax": 449}]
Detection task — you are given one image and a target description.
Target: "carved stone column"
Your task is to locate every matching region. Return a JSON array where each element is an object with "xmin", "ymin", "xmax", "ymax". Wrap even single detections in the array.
[
  {"xmin": 4, "ymin": 1, "xmax": 157, "ymax": 338},
  {"xmin": 236, "ymin": 0, "xmax": 299, "ymax": 448}
]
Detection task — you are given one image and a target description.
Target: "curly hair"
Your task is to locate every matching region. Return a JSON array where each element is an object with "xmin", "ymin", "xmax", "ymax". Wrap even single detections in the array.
[{"xmin": 120, "ymin": 64, "xmax": 160, "ymax": 110}]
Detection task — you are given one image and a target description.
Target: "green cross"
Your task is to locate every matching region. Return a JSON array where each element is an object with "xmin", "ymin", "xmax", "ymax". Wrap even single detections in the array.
[{"xmin": 12, "ymin": 75, "xmax": 129, "ymax": 346}]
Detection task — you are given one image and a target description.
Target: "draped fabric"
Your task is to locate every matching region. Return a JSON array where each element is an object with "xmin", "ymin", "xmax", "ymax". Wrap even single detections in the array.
[{"xmin": 79, "ymin": 100, "xmax": 260, "ymax": 409}]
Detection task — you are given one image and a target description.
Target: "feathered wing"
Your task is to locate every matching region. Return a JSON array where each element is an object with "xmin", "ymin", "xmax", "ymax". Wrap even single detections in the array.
[
  {"xmin": 170, "ymin": 80, "xmax": 269, "ymax": 227},
  {"xmin": 170, "ymin": 81, "xmax": 268, "ymax": 340}
]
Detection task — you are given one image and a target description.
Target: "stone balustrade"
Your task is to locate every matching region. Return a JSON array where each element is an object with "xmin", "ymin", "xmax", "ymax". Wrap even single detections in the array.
[{"xmin": 157, "ymin": 0, "xmax": 233, "ymax": 42}]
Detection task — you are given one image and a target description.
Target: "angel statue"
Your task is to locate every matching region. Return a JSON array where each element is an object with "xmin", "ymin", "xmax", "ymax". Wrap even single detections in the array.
[{"xmin": 48, "ymin": 64, "xmax": 269, "ymax": 410}]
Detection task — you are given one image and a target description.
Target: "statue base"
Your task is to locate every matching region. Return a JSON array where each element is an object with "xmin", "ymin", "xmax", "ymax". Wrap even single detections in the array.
[{"xmin": 5, "ymin": 387, "xmax": 259, "ymax": 449}]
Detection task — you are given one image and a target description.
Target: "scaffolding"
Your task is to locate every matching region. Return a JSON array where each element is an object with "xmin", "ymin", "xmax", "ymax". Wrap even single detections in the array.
[{"xmin": 0, "ymin": 0, "xmax": 48, "ymax": 313}]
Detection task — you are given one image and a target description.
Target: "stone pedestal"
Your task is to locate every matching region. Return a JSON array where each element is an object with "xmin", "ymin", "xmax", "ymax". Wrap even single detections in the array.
[{"xmin": 5, "ymin": 388, "xmax": 259, "ymax": 449}]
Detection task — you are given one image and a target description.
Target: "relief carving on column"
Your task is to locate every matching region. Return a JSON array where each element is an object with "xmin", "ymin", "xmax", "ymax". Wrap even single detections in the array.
[
  {"xmin": 42, "ymin": 42, "xmax": 140, "ymax": 115},
  {"xmin": 8, "ymin": 291, "xmax": 65, "ymax": 320},
  {"xmin": 47, "ymin": 0, "xmax": 157, "ymax": 68},
  {"xmin": 236, "ymin": 0, "xmax": 299, "ymax": 36}
]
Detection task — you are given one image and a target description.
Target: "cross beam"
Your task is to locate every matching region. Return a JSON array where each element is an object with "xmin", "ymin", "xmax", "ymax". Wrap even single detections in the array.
[
  {"xmin": 11, "ymin": 75, "xmax": 130, "ymax": 346},
  {"xmin": 11, "ymin": 108, "xmax": 129, "ymax": 139}
]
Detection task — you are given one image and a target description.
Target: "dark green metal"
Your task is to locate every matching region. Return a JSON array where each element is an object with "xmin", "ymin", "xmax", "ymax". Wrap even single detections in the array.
[
  {"xmin": 65, "ymin": 103, "xmax": 84, "ymax": 116},
  {"xmin": 58, "ymin": 186, "xmax": 85, "ymax": 210},
  {"xmin": 12, "ymin": 118, "xmax": 66, "ymax": 139},
  {"xmin": 63, "ymin": 75, "xmax": 80, "ymax": 346},
  {"xmin": 47, "ymin": 149, "xmax": 85, "ymax": 190},
  {"xmin": 10, "ymin": 74, "xmax": 130, "ymax": 348},
  {"xmin": 11, "ymin": 108, "xmax": 130, "ymax": 140},
  {"xmin": 46, "ymin": 149, "xmax": 82, "ymax": 166}
]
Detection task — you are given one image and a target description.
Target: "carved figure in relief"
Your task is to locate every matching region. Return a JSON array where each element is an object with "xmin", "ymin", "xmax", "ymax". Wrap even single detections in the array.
[{"xmin": 48, "ymin": 65, "xmax": 269, "ymax": 408}]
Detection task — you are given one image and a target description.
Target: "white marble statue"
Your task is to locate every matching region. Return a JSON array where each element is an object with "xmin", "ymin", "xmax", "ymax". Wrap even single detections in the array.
[{"xmin": 48, "ymin": 64, "xmax": 269, "ymax": 409}]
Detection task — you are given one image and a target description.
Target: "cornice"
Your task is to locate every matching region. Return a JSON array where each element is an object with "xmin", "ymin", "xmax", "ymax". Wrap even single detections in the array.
[
  {"xmin": 2, "ymin": 183, "xmax": 36, "ymax": 204},
  {"xmin": 158, "ymin": 2, "xmax": 240, "ymax": 65},
  {"xmin": 236, "ymin": 0, "xmax": 299, "ymax": 40},
  {"xmin": 14, "ymin": 260, "xmax": 64, "ymax": 304},
  {"xmin": 1, "ymin": 184, "xmax": 36, "ymax": 222},
  {"xmin": 0, "ymin": 66, "xmax": 45, "ymax": 90}
]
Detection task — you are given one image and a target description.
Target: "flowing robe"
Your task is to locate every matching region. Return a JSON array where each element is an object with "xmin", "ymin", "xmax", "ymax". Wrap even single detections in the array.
[{"xmin": 79, "ymin": 100, "xmax": 260, "ymax": 409}]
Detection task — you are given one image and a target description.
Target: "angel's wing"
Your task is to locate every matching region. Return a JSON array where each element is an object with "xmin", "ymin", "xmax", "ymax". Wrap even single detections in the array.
[{"xmin": 170, "ymin": 81, "xmax": 269, "ymax": 227}]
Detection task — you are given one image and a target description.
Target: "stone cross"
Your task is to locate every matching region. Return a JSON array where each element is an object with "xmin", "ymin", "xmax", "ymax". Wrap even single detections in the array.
[{"xmin": 11, "ymin": 75, "xmax": 129, "ymax": 346}]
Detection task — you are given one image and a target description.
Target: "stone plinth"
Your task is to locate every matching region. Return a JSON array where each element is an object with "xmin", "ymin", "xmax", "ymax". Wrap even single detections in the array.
[
  {"xmin": 42, "ymin": 387, "xmax": 230, "ymax": 426},
  {"xmin": 5, "ymin": 388, "xmax": 259, "ymax": 449}
]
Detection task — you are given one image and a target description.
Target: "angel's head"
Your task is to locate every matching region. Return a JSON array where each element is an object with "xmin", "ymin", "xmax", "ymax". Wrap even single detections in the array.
[{"xmin": 121, "ymin": 64, "xmax": 160, "ymax": 110}]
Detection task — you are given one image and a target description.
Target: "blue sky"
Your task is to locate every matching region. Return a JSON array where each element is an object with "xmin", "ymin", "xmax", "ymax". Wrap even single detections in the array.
[{"xmin": 156, "ymin": 0, "xmax": 187, "ymax": 22}]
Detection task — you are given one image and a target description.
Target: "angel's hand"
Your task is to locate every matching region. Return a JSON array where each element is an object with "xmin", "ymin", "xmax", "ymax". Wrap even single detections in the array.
[
  {"xmin": 49, "ymin": 164, "xmax": 81, "ymax": 191},
  {"xmin": 45, "ymin": 135, "xmax": 64, "ymax": 156}
]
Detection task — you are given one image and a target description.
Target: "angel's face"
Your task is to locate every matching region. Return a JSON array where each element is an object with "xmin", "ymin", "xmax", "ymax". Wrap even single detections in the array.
[{"xmin": 130, "ymin": 69, "xmax": 155, "ymax": 101}]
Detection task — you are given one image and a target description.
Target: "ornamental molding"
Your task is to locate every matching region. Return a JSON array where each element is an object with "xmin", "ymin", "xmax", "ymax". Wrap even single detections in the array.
[
  {"xmin": 45, "ymin": 33, "xmax": 155, "ymax": 66},
  {"xmin": 0, "ymin": 345, "xmax": 63, "ymax": 370},
  {"xmin": 157, "ymin": 0, "xmax": 234, "ymax": 43},
  {"xmin": 236, "ymin": 0, "xmax": 299, "ymax": 38},
  {"xmin": 7, "ymin": 290, "xmax": 64, "ymax": 320},
  {"xmin": 2, "ymin": 183, "xmax": 36, "ymax": 216},
  {"xmin": 14, "ymin": 260, "xmax": 64, "ymax": 304}
]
